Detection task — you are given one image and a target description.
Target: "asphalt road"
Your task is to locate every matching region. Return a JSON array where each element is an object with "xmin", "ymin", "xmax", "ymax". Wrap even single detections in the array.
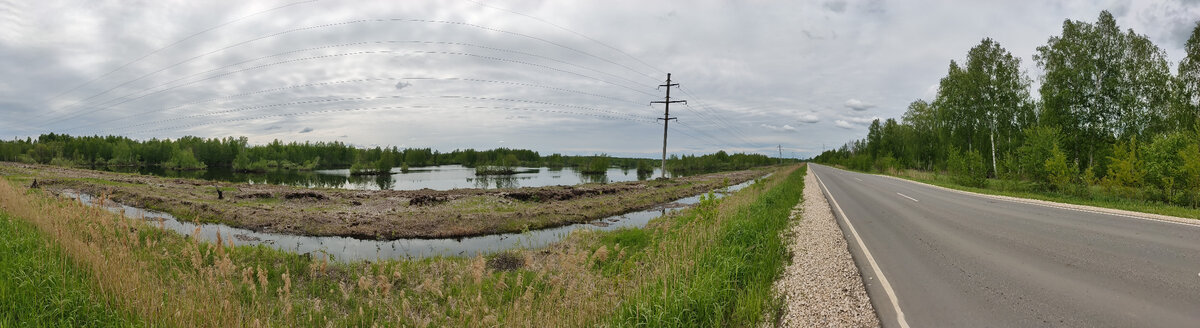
[{"xmin": 808, "ymin": 164, "xmax": 1200, "ymax": 328}]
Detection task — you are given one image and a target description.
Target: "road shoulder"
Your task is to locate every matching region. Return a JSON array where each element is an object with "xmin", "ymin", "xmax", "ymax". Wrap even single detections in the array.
[{"xmin": 773, "ymin": 167, "xmax": 879, "ymax": 327}]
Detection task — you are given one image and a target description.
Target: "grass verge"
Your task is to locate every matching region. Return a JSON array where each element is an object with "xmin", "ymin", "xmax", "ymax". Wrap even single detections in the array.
[
  {"xmin": 0, "ymin": 211, "xmax": 142, "ymax": 327},
  {"xmin": 610, "ymin": 164, "xmax": 805, "ymax": 326}
]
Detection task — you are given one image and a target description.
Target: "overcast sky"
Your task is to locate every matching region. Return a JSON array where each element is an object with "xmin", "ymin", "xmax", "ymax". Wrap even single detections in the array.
[{"xmin": 0, "ymin": 0, "xmax": 1197, "ymax": 158}]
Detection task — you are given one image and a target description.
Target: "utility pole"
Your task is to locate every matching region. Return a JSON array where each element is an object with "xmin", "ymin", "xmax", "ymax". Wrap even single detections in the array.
[
  {"xmin": 778, "ymin": 145, "xmax": 783, "ymax": 165},
  {"xmin": 651, "ymin": 73, "xmax": 685, "ymax": 179}
]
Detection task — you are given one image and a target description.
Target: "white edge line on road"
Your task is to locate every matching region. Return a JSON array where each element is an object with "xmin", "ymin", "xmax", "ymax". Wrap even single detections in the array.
[
  {"xmin": 855, "ymin": 177, "xmax": 864, "ymax": 182},
  {"xmin": 813, "ymin": 166, "xmax": 911, "ymax": 328},
  {"xmin": 868, "ymin": 171, "xmax": 1200, "ymax": 229},
  {"xmin": 896, "ymin": 192, "xmax": 919, "ymax": 203}
]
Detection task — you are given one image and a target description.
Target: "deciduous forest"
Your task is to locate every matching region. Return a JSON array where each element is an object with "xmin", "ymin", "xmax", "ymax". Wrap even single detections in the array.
[{"xmin": 815, "ymin": 11, "xmax": 1200, "ymax": 208}]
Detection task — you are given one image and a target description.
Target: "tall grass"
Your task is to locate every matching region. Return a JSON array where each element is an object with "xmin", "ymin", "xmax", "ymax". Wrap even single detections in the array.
[
  {"xmin": 0, "ymin": 165, "xmax": 803, "ymax": 326},
  {"xmin": 610, "ymin": 165, "xmax": 804, "ymax": 326},
  {"xmin": 0, "ymin": 212, "xmax": 143, "ymax": 326}
]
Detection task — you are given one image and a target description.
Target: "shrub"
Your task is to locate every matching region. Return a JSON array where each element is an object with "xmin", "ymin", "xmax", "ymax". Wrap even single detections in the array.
[
  {"xmin": 948, "ymin": 147, "xmax": 987, "ymax": 187},
  {"xmin": 1044, "ymin": 144, "xmax": 1076, "ymax": 191},
  {"xmin": 1102, "ymin": 137, "xmax": 1144, "ymax": 198}
]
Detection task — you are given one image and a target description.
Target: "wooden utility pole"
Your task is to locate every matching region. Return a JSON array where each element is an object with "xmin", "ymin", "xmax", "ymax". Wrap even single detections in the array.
[
  {"xmin": 652, "ymin": 73, "xmax": 685, "ymax": 179},
  {"xmin": 778, "ymin": 145, "xmax": 783, "ymax": 165}
]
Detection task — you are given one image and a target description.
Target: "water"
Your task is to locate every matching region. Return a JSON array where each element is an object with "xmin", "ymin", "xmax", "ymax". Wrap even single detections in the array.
[
  {"xmin": 102, "ymin": 165, "xmax": 668, "ymax": 191},
  {"xmin": 60, "ymin": 176, "xmax": 762, "ymax": 262}
]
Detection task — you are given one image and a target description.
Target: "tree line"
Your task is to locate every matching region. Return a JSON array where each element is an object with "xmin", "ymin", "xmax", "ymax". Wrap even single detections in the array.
[
  {"xmin": 0, "ymin": 133, "xmax": 780, "ymax": 176},
  {"xmin": 814, "ymin": 11, "xmax": 1200, "ymax": 208}
]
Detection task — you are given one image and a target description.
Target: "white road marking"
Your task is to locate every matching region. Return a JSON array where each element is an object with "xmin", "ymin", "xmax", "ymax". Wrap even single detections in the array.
[
  {"xmin": 814, "ymin": 167, "xmax": 911, "ymax": 328},
  {"xmin": 897, "ymin": 192, "xmax": 919, "ymax": 203},
  {"xmin": 870, "ymin": 172, "xmax": 1200, "ymax": 228},
  {"xmin": 854, "ymin": 177, "xmax": 864, "ymax": 182}
]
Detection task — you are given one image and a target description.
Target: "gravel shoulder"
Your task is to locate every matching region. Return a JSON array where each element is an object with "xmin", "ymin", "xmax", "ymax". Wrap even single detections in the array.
[{"xmin": 773, "ymin": 167, "xmax": 879, "ymax": 327}]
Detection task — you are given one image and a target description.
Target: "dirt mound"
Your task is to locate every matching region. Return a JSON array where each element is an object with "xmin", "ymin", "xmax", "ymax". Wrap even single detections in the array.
[
  {"xmin": 283, "ymin": 191, "xmax": 326, "ymax": 200},
  {"xmin": 235, "ymin": 192, "xmax": 273, "ymax": 200},
  {"xmin": 487, "ymin": 252, "xmax": 524, "ymax": 271},
  {"xmin": 408, "ymin": 194, "xmax": 446, "ymax": 206}
]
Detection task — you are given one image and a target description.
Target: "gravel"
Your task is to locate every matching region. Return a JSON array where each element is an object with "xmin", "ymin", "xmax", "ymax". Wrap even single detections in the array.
[{"xmin": 773, "ymin": 169, "xmax": 880, "ymax": 327}]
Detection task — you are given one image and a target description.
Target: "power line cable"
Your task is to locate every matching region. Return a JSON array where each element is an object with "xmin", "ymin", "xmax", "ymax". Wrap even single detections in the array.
[{"xmin": 42, "ymin": 0, "xmax": 318, "ymax": 103}]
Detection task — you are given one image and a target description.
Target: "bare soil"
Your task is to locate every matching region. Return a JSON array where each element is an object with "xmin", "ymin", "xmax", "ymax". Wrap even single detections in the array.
[{"xmin": 0, "ymin": 162, "xmax": 764, "ymax": 239}]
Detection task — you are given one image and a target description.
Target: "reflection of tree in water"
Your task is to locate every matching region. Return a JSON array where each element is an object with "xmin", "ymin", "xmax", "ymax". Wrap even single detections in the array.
[
  {"xmin": 472, "ymin": 175, "xmax": 520, "ymax": 189},
  {"xmin": 579, "ymin": 172, "xmax": 608, "ymax": 184},
  {"xmin": 374, "ymin": 174, "xmax": 395, "ymax": 190},
  {"xmin": 636, "ymin": 170, "xmax": 655, "ymax": 181}
]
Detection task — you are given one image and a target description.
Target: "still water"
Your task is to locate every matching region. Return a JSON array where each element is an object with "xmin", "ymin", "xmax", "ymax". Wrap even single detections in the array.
[
  {"xmin": 105, "ymin": 165, "xmax": 668, "ymax": 191},
  {"xmin": 61, "ymin": 176, "xmax": 761, "ymax": 262}
]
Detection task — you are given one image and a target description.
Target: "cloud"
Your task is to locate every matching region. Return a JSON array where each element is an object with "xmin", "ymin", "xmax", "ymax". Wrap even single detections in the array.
[
  {"xmin": 844, "ymin": 99, "xmax": 875, "ymax": 111},
  {"xmin": 298, "ymin": 127, "xmax": 313, "ymax": 133},
  {"xmin": 845, "ymin": 116, "xmax": 880, "ymax": 124},
  {"xmin": 760, "ymin": 123, "xmax": 797, "ymax": 132},
  {"xmin": 394, "ymin": 81, "xmax": 412, "ymax": 90},
  {"xmin": 834, "ymin": 120, "xmax": 855, "ymax": 129},
  {"xmin": 798, "ymin": 113, "xmax": 820, "ymax": 123}
]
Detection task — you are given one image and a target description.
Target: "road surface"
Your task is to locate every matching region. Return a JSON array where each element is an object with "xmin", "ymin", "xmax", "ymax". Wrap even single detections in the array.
[{"xmin": 808, "ymin": 164, "xmax": 1200, "ymax": 328}]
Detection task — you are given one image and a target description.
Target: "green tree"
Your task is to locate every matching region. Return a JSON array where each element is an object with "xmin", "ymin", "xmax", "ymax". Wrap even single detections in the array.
[
  {"xmin": 1142, "ymin": 132, "xmax": 1192, "ymax": 201},
  {"xmin": 1175, "ymin": 22, "xmax": 1200, "ymax": 132},
  {"xmin": 1179, "ymin": 142, "xmax": 1200, "ymax": 207},
  {"xmin": 1035, "ymin": 11, "xmax": 1172, "ymax": 168},
  {"xmin": 947, "ymin": 146, "xmax": 987, "ymax": 187},
  {"xmin": 1102, "ymin": 137, "xmax": 1145, "ymax": 198},
  {"xmin": 1044, "ymin": 144, "xmax": 1075, "ymax": 191}
]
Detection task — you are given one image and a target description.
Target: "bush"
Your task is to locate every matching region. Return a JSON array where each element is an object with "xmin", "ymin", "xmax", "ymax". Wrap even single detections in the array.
[
  {"xmin": 1044, "ymin": 144, "xmax": 1076, "ymax": 191},
  {"xmin": 1017, "ymin": 126, "xmax": 1061, "ymax": 182},
  {"xmin": 948, "ymin": 147, "xmax": 987, "ymax": 187},
  {"xmin": 1102, "ymin": 137, "xmax": 1144, "ymax": 198}
]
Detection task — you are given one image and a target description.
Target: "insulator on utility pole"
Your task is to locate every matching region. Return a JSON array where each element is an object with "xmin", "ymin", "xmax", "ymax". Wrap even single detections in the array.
[{"xmin": 651, "ymin": 73, "xmax": 685, "ymax": 179}]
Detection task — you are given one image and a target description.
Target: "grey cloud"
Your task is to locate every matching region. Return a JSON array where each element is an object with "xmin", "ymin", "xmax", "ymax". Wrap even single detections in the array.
[
  {"xmin": 0, "ymin": 0, "xmax": 1192, "ymax": 160},
  {"xmin": 298, "ymin": 127, "xmax": 314, "ymax": 133}
]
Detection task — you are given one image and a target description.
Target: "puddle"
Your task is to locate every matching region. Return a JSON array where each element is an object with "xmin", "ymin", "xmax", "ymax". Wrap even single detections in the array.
[{"xmin": 60, "ymin": 175, "xmax": 766, "ymax": 262}]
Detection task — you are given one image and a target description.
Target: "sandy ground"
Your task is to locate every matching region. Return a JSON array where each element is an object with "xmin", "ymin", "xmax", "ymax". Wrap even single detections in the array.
[{"xmin": 773, "ymin": 169, "xmax": 879, "ymax": 327}]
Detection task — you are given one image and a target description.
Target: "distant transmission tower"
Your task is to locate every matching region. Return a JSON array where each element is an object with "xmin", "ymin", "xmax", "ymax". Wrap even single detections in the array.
[
  {"xmin": 652, "ymin": 73, "xmax": 685, "ymax": 179},
  {"xmin": 778, "ymin": 145, "xmax": 783, "ymax": 165}
]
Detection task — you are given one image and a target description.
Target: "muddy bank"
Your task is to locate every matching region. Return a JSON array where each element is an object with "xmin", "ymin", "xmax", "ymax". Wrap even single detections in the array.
[{"xmin": 1, "ymin": 162, "xmax": 766, "ymax": 239}]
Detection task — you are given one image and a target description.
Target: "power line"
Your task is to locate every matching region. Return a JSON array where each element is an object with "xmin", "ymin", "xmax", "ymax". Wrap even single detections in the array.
[
  {"xmin": 37, "ymin": 47, "xmax": 660, "ymax": 130},
  {"xmin": 18, "ymin": 18, "xmax": 661, "ymax": 129},
  {"xmin": 461, "ymin": 0, "xmax": 665, "ymax": 78},
  {"xmin": 42, "ymin": 0, "xmax": 318, "ymax": 103},
  {"xmin": 65, "ymin": 76, "xmax": 647, "ymax": 133}
]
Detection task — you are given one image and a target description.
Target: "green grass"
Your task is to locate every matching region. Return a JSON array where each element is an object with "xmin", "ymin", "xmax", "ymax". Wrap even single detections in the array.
[
  {"xmin": 610, "ymin": 165, "xmax": 804, "ymax": 327},
  {"xmin": 0, "ymin": 211, "xmax": 143, "ymax": 327}
]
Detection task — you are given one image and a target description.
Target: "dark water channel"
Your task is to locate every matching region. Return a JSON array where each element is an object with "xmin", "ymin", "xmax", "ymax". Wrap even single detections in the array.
[
  {"xmin": 103, "ymin": 165, "xmax": 669, "ymax": 191},
  {"xmin": 61, "ymin": 176, "xmax": 763, "ymax": 262}
]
